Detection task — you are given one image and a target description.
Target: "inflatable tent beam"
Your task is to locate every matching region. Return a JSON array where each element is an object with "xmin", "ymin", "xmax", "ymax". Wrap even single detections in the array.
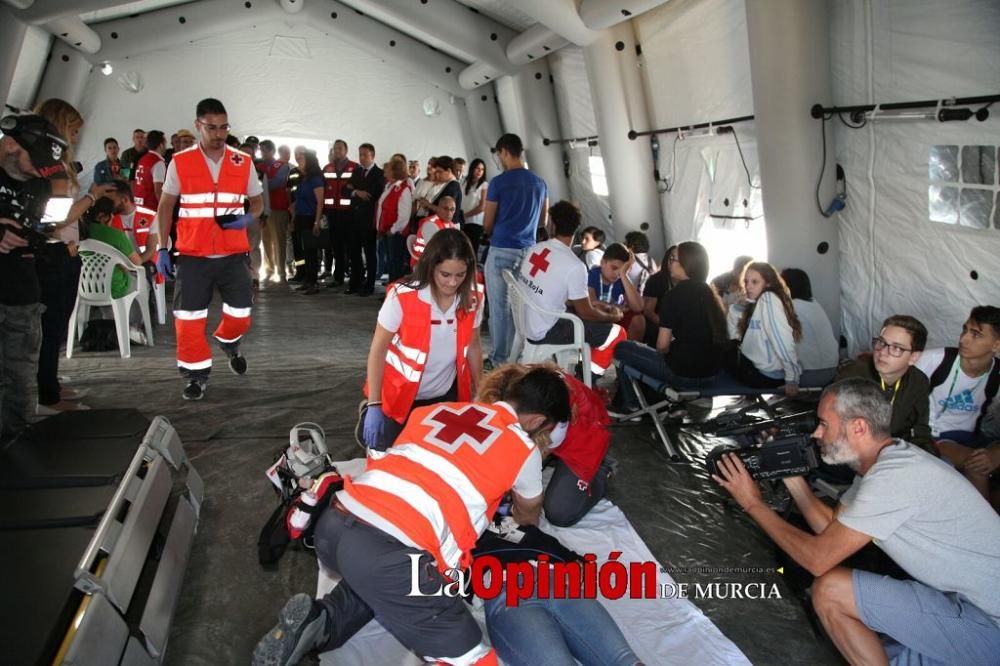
[
  {"xmin": 14, "ymin": 0, "xmax": 118, "ymax": 24},
  {"xmin": 34, "ymin": 39, "xmax": 92, "ymax": 109},
  {"xmin": 0, "ymin": 4, "xmax": 28, "ymax": 112},
  {"xmin": 583, "ymin": 23, "xmax": 664, "ymax": 252},
  {"xmin": 504, "ymin": 0, "xmax": 672, "ymax": 47},
  {"xmin": 82, "ymin": 0, "xmax": 469, "ymax": 98},
  {"xmin": 746, "ymin": 0, "xmax": 840, "ymax": 331}
]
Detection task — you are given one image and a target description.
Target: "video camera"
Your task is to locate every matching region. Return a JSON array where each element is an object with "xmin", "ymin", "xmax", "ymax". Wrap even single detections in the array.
[
  {"xmin": 0, "ymin": 177, "xmax": 61, "ymax": 250},
  {"xmin": 705, "ymin": 411, "xmax": 820, "ymax": 481}
]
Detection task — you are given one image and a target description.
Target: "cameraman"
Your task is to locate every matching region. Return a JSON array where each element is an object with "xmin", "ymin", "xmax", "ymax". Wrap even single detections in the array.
[
  {"xmin": 0, "ymin": 114, "xmax": 67, "ymax": 439},
  {"xmin": 714, "ymin": 378, "xmax": 1000, "ymax": 665}
]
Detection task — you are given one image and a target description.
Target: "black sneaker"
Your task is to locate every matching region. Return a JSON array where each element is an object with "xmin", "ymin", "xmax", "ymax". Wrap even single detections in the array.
[
  {"xmin": 219, "ymin": 341, "xmax": 248, "ymax": 375},
  {"xmin": 252, "ymin": 593, "xmax": 328, "ymax": 666},
  {"xmin": 182, "ymin": 379, "xmax": 205, "ymax": 401}
]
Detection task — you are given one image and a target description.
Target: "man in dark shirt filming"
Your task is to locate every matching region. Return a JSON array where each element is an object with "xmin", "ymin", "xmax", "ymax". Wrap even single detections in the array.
[
  {"xmin": 0, "ymin": 113, "xmax": 67, "ymax": 440},
  {"xmin": 714, "ymin": 378, "xmax": 1000, "ymax": 665}
]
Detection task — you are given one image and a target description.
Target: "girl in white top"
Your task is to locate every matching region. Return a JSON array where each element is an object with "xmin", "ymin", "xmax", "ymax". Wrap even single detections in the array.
[
  {"xmin": 781, "ymin": 268, "xmax": 839, "ymax": 385},
  {"xmin": 726, "ymin": 261, "xmax": 803, "ymax": 396},
  {"xmin": 363, "ymin": 228, "xmax": 483, "ymax": 450},
  {"xmin": 461, "ymin": 158, "xmax": 489, "ymax": 258}
]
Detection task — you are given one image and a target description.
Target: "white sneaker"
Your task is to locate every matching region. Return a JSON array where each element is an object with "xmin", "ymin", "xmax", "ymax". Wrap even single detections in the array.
[{"xmin": 129, "ymin": 327, "xmax": 148, "ymax": 345}]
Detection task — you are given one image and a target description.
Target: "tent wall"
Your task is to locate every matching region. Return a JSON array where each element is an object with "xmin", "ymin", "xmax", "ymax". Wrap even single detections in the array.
[
  {"xmin": 6, "ymin": 26, "xmax": 53, "ymax": 112},
  {"xmin": 72, "ymin": 19, "xmax": 468, "ymax": 185},
  {"xmin": 549, "ymin": 47, "xmax": 612, "ymax": 234},
  {"xmin": 830, "ymin": 0, "xmax": 1000, "ymax": 350},
  {"xmin": 0, "ymin": 5, "xmax": 29, "ymax": 112}
]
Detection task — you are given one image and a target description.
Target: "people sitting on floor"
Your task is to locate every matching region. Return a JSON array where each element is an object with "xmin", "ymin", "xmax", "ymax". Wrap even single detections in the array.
[
  {"xmin": 914, "ymin": 305, "xmax": 1000, "ymax": 508},
  {"xmin": 516, "ymin": 201, "xmax": 626, "ymax": 377},
  {"xmin": 781, "ymin": 268, "xmax": 839, "ymax": 386},
  {"xmin": 713, "ymin": 378, "xmax": 1000, "ymax": 665},
  {"xmin": 408, "ymin": 195, "xmax": 457, "ymax": 269},
  {"xmin": 725, "ymin": 261, "xmax": 802, "ymax": 396},
  {"xmin": 613, "ymin": 241, "xmax": 728, "ymax": 411},
  {"xmin": 577, "ymin": 225, "xmax": 606, "ymax": 269},
  {"xmin": 362, "ymin": 228, "xmax": 482, "ymax": 451},
  {"xmin": 478, "ymin": 364, "xmax": 615, "ymax": 527},
  {"xmin": 254, "ymin": 365, "xmax": 571, "ymax": 666},
  {"xmin": 587, "ymin": 243, "xmax": 643, "ymax": 336},
  {"xmin": 639, "ymin": 244, "xmax": 675, "ymax": 348},
  {"xmin": 835, "ymin": 314, "xmax": 935, "ymax": 455},
  {"xmin": 711, "ymin": 254, "xmax": 753, "ymax": 310}
]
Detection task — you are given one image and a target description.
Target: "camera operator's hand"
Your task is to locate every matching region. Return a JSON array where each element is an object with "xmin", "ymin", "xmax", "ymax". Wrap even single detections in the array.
[
  {"xmin": 711, "ymin": 452, "xmax": 764, "ymax": 513},
  {"xmin": 783, "ymin": 382, "xmax": 800, "ymax": 398},
  {"xmin": 0, "ymin": 219, "xmax": 29, "ymax": 254}
]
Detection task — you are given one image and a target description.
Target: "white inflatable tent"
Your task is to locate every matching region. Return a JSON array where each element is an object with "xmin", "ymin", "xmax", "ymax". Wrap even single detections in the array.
[{"xmin": 2, "ymin": 0, "xmax": 999, "ymax": 351}]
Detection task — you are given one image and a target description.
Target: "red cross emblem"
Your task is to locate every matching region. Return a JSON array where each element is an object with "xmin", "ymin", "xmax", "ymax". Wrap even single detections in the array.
[
  {"xmin": 230, "ymin": 152, "xmax": 245, "ymax": 166},
  {"xmin": 527, "ymin": 248, "xmax": 551, "ymax": 277},
  {"xmin": 421, "ymin": 404, "xmax": 502, "ymax": 455}
]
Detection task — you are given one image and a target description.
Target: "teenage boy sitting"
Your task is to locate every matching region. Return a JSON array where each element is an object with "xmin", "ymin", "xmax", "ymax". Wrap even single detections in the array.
[
  {"xmin": 516, "ymin": 202, "xmax": 626, "ymax": 376},
  {"xmin": 587, "ymin": 242, "xmax": 643, "ymax": 337},
  {"xmin": 836, "ymin": 315, "xmax": 935, "ymax": 455},
  {"xmin": 915, "ymin": 305, "xmax": 1000, "ymax": 506}
]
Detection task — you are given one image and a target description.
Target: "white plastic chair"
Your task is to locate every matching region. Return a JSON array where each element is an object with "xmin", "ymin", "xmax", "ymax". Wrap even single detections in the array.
[
  {"xmin": 67, "ymin": 239, "xmax": 154, "ymax": 359},
  {"xmin": 502, "ymin": 269, "xmax": 593, "ymax": 387}
]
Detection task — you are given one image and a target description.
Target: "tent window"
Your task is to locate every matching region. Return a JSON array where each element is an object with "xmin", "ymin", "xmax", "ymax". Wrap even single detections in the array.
[
  {"xmin": 589, "ymin": 155, "xmax": 609, "ymax": 197},
  {"xmin": 928, "ymin": 144, "xmax": 999, "ymax": 229}
]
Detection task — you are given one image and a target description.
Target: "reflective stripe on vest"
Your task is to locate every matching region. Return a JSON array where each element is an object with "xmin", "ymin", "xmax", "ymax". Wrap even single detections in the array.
[{"xmin": 339, "ymin": 401, "xmax": 536, "ymax": 574}]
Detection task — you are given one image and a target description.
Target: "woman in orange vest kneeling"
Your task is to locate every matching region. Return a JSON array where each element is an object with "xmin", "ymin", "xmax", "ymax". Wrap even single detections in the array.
[{"xmin": 363, "ymin": 227, "xmax": 483, "ymax": 450}]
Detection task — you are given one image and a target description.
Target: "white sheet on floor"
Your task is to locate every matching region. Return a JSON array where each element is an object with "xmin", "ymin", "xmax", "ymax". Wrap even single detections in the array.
[{"xmin": 318, "ymin": 461, "xmax": 749, "ymax": 665}]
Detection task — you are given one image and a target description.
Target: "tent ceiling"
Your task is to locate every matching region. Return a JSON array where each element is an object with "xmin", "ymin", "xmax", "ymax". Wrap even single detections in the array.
[
  {"xmin": 455, "ymin": 0, "xmax": 535, "ymax": 31},
  {"xmin": 80, "ymin": 0, "xmax": 194, "ymax": 24},
  {"xmin": 338, "ymin": 0, "xmax": 478, "ymax": 64}
]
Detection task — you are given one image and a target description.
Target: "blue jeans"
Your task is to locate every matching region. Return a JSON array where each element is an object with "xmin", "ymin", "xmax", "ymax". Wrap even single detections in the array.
[
  {"xmin": 485, "ymin": 246, "xmax": 529, "ymax": 365},
  {"xmin": 613, "ymin": 340, "xmax": 714, "ymax": 408},
  {"xmin": 484, "ymin": 575, "xmax": 639, "ymax": 666}
]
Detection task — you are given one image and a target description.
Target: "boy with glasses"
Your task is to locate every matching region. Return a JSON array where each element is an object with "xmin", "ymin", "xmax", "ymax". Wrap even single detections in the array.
[
  {"xmin": 915, "ymin": 305, "xmax": 1000, "ymax": 505},
  {"xmin": 835, "ymin": 315, "xmax": 935, "ymax": 454}
]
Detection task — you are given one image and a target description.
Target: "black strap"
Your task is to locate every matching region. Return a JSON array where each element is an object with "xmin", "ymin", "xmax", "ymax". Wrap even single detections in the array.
[{"xmin": 928, "ymin": 347, "xmax": 959, "ymax": 389}]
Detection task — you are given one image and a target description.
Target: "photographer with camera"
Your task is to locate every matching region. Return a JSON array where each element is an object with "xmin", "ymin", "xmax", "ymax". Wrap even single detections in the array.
[
  {"xmin": 714, "ymin": 378, "xmax": 1000, "ymax": 665},
  {"xmin": 0, "ymin": 113, "xmax": 68, "ymax": 438}
]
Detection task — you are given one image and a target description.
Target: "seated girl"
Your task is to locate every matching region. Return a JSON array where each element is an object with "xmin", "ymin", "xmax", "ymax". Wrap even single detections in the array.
[
  {"xmin": 781, "ymin": 268, "xmax": 839, "ymax": 386},
  {"xmin": 613, "ymin": 241, "xmax": 728, "ymax": 410},
  {"xmin": 725, "ymin": 261, "xmax": 802, "ymax": 396}
]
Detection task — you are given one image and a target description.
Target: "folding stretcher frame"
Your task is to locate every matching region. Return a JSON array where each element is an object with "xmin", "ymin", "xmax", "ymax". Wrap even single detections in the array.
[{"xmin": 611, "ymin": 366, "xmax": 824, "ymax": 462}]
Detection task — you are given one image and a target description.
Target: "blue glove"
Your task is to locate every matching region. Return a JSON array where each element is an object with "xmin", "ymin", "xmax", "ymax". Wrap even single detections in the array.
[
  {"xmin": 156, "ymin": 249, "xmax": 174, "ymax": 280},
  {"xmin": 363, "ymin": 404, "xmax": 385, "ymax": 449},
  {"xmin": 221, "ymin": 213, "xmax": 254, "ymax": 230}
]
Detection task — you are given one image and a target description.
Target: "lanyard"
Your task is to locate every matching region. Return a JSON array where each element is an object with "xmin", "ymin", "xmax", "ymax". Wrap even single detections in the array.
[
  {"xmin": 880, "ymin": 376, "xmax": 901, "ymax": 406},
  {"xmin": 937, "ymin": 357, "xmax": 988, "ymax": 417},
  {"xmin": 599, "ymin": 278, "xmax": 613, "ymax": 303}
]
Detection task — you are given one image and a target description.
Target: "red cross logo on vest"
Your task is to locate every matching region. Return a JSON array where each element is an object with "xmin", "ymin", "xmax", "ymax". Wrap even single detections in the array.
[
  {"xmin": 421, "ymin": 404, "xmax": 503, "ymax": 455},
  {"xmin": 527, "ymin": 248, "xmax": 551, "ymax": 277},
  {"xmin": 230, "ymin": 152, "xmax": 245, "ymax": 166}
]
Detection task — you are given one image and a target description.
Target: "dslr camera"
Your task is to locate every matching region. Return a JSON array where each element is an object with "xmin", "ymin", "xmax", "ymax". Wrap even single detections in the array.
[
  {"xmin": 706, "ymin": 411, "xmax": 820, "ymax": 481},
  {"xmin": 0, "ymin": 177, "xmax": 60, "ymax": 250}
]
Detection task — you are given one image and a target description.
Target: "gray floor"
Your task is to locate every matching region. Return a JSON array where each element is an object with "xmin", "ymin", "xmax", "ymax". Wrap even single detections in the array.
[{"xmin": 59, "ymin": 283, "xmax": 841, "ymax": 665}]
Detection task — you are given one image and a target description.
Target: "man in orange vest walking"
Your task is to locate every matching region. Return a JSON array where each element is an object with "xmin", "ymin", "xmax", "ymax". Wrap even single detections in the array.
[
  {"xmin": 153, "ymin": 98, "xmax": 263, "ymax": 401},
  {"xmin": 253, "ymin": 366, "xmax": 571, "ymax": 666}
]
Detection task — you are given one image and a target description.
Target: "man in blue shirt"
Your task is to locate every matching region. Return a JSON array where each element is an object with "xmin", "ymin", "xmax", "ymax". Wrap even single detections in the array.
[{"xmin": 483, "ymin": 133, "xmax": 548, "ymax": 367}]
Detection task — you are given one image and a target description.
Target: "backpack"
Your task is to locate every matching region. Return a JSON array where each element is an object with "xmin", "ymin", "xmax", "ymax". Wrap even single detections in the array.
[{"xmin": 927, "ymin": 347, "xmax": 1000, "ymax": 434}]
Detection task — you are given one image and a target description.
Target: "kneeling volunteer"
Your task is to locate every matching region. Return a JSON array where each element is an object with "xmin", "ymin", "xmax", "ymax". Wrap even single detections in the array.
[
  {"xmin": 714, "ymin": 378, "xmax": 1000, "ymax": 666},
  {"xmin": 362, "ymin": 228, "xmax": 483, "ymax": 450},
  {"xmin": 253, "ymin": 365, "xmax": 572, "ymax": 666}
]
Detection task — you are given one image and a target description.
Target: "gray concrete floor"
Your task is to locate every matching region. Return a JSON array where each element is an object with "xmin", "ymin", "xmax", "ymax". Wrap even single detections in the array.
[{"xmin": 59, "ymin": 282, "xmax": 841, "ymax": 665}]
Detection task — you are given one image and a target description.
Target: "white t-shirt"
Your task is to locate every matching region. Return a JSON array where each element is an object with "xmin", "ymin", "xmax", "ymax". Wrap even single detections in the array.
[
  {"xmin": 583, "ymin": 247, "xmax": 604, "ymax": 270},
  {"xmin": 516, "ymin": 239, "xmax": 588, "ymax": 341},
  {"xmin": 461, "ymin": 181, "xmax": 488, "ymax": 226},
  {"xmin": 915, "ymin": 348, "xmax": 997, "ymax": 436},
  {"xmin": 162, "ymin": 146, "xmax": 263, "ymax": 198},
  {"xmin": 151, "ymin": 158, "xmax": 166, "ymax": 184},
  {"xmin": 377, "ymin": 285, "xmax": 483, "ymax": 400},
  {"xmin": 792, "ymin": 298, "xmax": 839, "ymax": 370},
  {"xmin": 414, "ymin": 180, "xmax": 445, "ymax": 216}
]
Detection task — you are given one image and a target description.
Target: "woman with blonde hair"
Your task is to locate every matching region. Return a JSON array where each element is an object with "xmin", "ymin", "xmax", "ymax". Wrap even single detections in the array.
[
  {"xmin": 362, "ymin": 228, "xmax": 483, "ymax": 450},
  {"xmin": 32, "ymin": 99, "xmax": 113, "ymax": 415}
]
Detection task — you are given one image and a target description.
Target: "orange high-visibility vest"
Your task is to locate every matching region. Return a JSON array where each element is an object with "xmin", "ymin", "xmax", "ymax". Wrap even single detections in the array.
[
  {"xmin": 368, "ymin": 283, "xmax": 480, "ymax": 423},
  {"xmin": 133, "ymin": 150, "xmax": 163, "ymax": 211},
  {"xmin": 339, "ymin": 400, "xmax": 537, "ymax": 573},
  {"xmin": 377, "ymin": 179, "xmax": 413, "ymax": 234},
  {"xmin": 322, "ymin": 160, "xmax": 358, "ymax": 210},
  {"xmin": 173, "ymin": 145, "xmax": 252, "ymax": 257}
]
